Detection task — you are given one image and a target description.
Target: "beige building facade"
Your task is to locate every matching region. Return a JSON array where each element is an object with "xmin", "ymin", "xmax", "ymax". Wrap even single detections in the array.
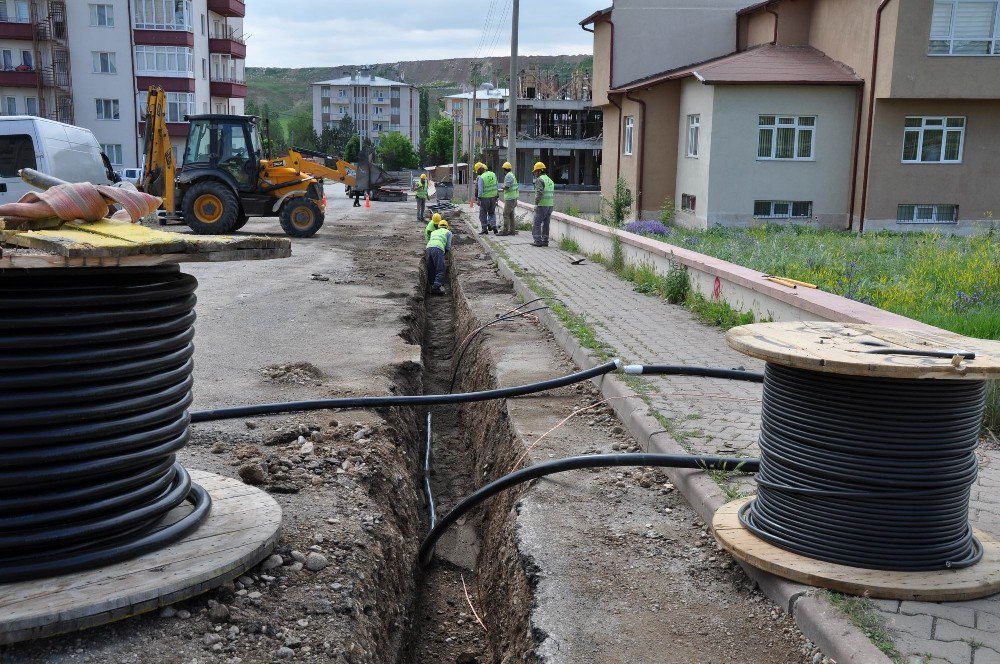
[{"xmin": 585, "ymin": 0, "xmax": 1000, "ymax": 233}]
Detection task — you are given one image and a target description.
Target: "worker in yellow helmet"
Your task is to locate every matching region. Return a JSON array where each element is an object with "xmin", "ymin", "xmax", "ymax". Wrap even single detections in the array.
[
  {"xmin": 425, "ymin": 218, "xmax": 452, "ymax": 295},
  {"xmin": 531, "ymin": 162, "xmax": 555, "ymax": 247},
  {"xmin": 415, "ymin": 173, "xmax": 428, "ymax": 222},
  {"xmin": 498, "ymin": 160, "xmax": 518, "ymax": 236},
  {"xmin": 475, "ymin": 162, "xmax": 498, "ymax": 235},
  {"xmin": 425, "ymin": 212, "xmax": 443, "ymax": 242}
]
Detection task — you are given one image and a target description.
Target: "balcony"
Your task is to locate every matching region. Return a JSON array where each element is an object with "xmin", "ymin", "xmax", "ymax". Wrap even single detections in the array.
[
  {"xmin": 210, "ymin": 77, "xmax": 247, "ymax": 98},
  {"xmin": 207, "ymin": 0, "xmax": 246, "ymax": 18},
  {"xmin": 0, "ymin": 19, "xmax": 33, "ymax": 40},
  {"xmin": 0, "ymin": 69, "xmax": 39, "ymax": 88},
  {"xmin": 134, "ymin": 30, "xmax": 195, "ymax": 47},
  {"xmin": 208, "ymin": 37, "xmax": 246, "ymax": 59},
  {"xmin": 138, "ymin": 121, "xmax": 189, "ymax": 138},
  {"xmin": 371, "ymin": 96, "xmax": 389, "ymax": 104}
]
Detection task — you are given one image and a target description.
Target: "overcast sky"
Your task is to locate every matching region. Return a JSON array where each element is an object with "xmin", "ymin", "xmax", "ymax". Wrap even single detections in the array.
[{"xmin": 243, "ymin": 0, "xmax": 604, "ymax": 68}]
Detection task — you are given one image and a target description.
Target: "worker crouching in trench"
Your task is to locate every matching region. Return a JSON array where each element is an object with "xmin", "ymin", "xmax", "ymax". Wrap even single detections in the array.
[{"xmin": 425, "ymin": 217, "xmax": 453, "ymax": 295}]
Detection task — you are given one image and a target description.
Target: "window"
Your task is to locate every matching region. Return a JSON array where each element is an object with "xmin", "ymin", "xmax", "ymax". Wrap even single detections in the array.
[
  {"xmin": 200, "ymin": 13, "xmax": 206, "ymax": 35},
  {"xmin": 92, "ymin": 51, "xmax": 116, "ymax": 74},
  {"xmin": 3, "ymin": 97, "xmax": 16, "ymax": 115},
  {"xmin": 133, "ymin": 0, "xmax": 192, "ymax": 31},
  {"xmin": 686, "ymin": 114, "xmax": 700, "ymax": 157},
  {"xmin": 897, "ymin": 204, "xmax": 958, "ymax": 223},
  {"xmin": 134, "ymin": 46, "xmax": 193, "ymax": 77},
  {"xmin": 24, "ymin": 96, "xmax": 36, "ymax": 115},
  {"xmin": 758, "ymin": 115, "xmax": 815, "ymax": 160},
  {"xmin": 754, "ymin": 200, "xmax": 813, "ymax": 218},
  {"xmin": 202, "ymin": 58, "xmax": 207, "ymax": 79},
  {"xmin": 96, "ymin": 98, "xmax": 119, "ymax": 120},
  {"xmin": 101, "ymin": 143, "xmax": 123, "ymax": 166},
  {"xmin": 211, "ymin": 54, "xmax": 243, "ymax": 82},
  {"xmin": 624, "ymin": 116, "xmax": 634, "ymax": 155},
  {"xmin": 338, "ymin": 89, "xmax": 347, "ymax": 98},
  {"xmin": 89, "ymin": 4, "xmax": 114, "ymax": 27},
  {"xmin": 20, "ymin": 49, "xmax": 32, "ymax": 69},
  {"xmin": 163, "ymin": 92, "xmax": 194, "ymax": 122},
  {"xmin": 0, "ymin": 134, "xmax": 36, "ymax": 176},
  {"xmin": 929, "ymin": 1, "xmax": 1000, "ymax": 55},
  {"xmin": 202, "ymin": 101, "xmax": 208, "ymax": 113},
  {"xmin": 14, "ymin": 0, "xmax": 28, "ymax": 23},
  {"xmin": 902, "ymin": 116, "xmax": 965, "ymax": 163},
  {"xmin": 321, "ymin": 87, "xmax": 330, "ymax": 98},
  {"xmin": 215, "ymin": 102, "xmax": 226, "ymax": 114},
  {"xmin": 681, "ymin": 194, "xmax": 696, "ymax": 212}
]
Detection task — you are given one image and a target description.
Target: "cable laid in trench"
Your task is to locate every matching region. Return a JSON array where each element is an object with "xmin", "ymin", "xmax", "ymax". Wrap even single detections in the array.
[
  {"xmin": 191, "ymin": 359, "xmax": 622, "ymax": 422},
  {"xmin": 418, "ymin": 453, "xmax": 757, "ymax": 566},
  {"xmin": 0, "ymin": 266, "xmax": 210, "ymax": 583}
]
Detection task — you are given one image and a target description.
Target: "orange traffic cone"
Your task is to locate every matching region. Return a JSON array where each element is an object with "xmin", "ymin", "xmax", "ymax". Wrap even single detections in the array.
[{"xmin": 365, "ymin": 193, "xmax": 371, "ymax": 208}]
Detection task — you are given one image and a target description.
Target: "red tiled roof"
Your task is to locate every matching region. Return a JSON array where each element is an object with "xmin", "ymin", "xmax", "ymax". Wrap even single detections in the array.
[{"xmin": 610, "ymin": 45, "xmax": 862, "ymax": 92}]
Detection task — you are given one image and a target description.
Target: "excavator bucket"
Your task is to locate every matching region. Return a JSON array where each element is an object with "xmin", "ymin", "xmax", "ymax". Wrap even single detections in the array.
[{"xmin": 356, "ymin": 148, "xmax": 396, "ymax": 191}]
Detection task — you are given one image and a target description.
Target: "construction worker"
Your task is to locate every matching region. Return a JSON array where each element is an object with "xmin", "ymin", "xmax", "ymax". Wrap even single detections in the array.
[
  {"xmin": 425, "ymin": 212, "xmax": 443, "ymax": 242},
  {"xmin": 498, "ymin": 161, "xmax": 518, "ymax": 236},
  {"xmin": 475, "ymin": 162, "xmax": 498, "ymax": 235},
  {"xmin": 531, "ymin": 162, "xmax": 555, "ymax": 247},
  {"xmin": 415, "ymin": 173, "xmax": 428, "ymax": 222},
  {"xmin": 425, "ymin": 219, "xmax": 452, "ymax": 295}
]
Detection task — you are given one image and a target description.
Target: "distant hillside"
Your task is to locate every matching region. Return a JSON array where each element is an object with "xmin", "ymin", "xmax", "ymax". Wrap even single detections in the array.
[{"xmin": 247, "ymin": 55, "xmax": 592, "ymax": 126}]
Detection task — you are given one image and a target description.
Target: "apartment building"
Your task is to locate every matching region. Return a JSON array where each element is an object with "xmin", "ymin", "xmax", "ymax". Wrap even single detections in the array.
[
  {"xmin": 443, "ymin": 85, "xmax": 508, "ymax": 152},
  {"xmin": 583, "ymin": 0, "xmax": 1000, "ymax": 233},
  {"xmin": 0, "ymin": 0, "xmax": 247, "ymax": 170},
  {"xmin": 312, "ymin": 71, "xmax": 420, "ymax": 147}
]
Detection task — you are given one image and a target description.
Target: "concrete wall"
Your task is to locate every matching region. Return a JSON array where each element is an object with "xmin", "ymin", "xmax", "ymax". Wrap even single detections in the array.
[
  {"xmin": 592, "ymin": 21, "xmax": 613, "ymax": 105},
  {"xmin": 864, "ymin": 99, "xmax": 1000, "ymax": 233},
  {"xmin": 706, "ymin": 84, "xmax": 858, "ymax": 229},
  {"xmin": 889, "ymin": 0, "xmax": 1000, "ymax": 99},
  {"xmin": 674, "ymin": 78, "xmax": 714, "ymax": 229}
]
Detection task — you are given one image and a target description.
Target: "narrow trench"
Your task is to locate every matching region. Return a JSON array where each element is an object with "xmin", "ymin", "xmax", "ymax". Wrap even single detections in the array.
[{"xmin": 410, "ymin": 280, "xmax": 491, "ymax": 663}]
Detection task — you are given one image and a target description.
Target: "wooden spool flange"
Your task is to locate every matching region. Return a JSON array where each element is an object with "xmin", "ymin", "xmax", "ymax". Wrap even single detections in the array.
[
  {"xmin": 0, "ymin": 471, "xmax": 282, "ymax": 645},
  {"xmin": 714, "ymin": 497, "xmax": 1000, "ymax": 601}
]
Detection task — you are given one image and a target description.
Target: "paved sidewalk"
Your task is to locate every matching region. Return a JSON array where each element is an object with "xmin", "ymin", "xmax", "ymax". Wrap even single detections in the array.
[{"xmin": 481, "ymin": 229, "xmax": 1000, "ymax": 664}]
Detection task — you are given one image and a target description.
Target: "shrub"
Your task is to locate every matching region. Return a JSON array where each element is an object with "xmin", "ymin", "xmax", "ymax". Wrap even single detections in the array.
[
  {"xmin": 659, "ymin": 198, "xmax": 676, "ymax": 225},
  {"xmin": 661, "ymin": 264, "xmax": 690, "ymax": 304},
  {"xmin": 559, "ymin": 236, "xmax": 581, "ymax": 253},
  {"xmin": 602, "ymin": 178, "xmax": 633, "ymax": 228},
  {"xmin": 611, "ymin": 232, "xmax": 625, "ymax": 272},
  {"xmin": 625, "ymin": 220, "xmax": 672, "ymax": 237},
  {"xmin": 563, "ymin": 204, "xmax": 582, "ymax": 218}
]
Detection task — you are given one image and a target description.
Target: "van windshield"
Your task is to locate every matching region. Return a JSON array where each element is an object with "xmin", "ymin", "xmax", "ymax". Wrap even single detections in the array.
[{"xmin": 0, "ymin": 134, "xmax": 36, "ymax": 178}]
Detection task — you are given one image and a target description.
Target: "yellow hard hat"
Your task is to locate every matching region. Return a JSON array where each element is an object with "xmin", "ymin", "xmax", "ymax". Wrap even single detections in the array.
[
  {"xmin": 533, "ymin": 161, "xmax": 546, "ymax": 172},
  {"xmin": 474, "ymin": 162, "xmax": 485, "ymax": 173},
  {"xmin": 420, "ymin": 173, "xmax": 427, "ymax": 179},
  {"xmin": 432, "ymin": 213, "xmax": 442, "ymax": 224},
  {"xmin": 437, "ymin": 219, "xmax": 449, "ymax": 229},
  {"xmin": 502, "ymin": 161, "xmax": 512, "ymax": 170}
]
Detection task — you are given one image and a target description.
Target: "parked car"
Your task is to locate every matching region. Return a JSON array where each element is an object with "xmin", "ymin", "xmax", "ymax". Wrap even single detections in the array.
[{"xmin": 0, "ymin": 116, "xmax": 117, "ymax": 204}]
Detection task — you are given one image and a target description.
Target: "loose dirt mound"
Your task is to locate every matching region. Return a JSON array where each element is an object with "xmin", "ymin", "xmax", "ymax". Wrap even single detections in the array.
[{"xmin": 260, "ymin": 362, "xmax": 325, "ymax": 385}]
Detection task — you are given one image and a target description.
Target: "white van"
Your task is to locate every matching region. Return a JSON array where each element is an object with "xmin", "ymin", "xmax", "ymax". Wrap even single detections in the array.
[{"xmin": 0, "ymin": 116, "xmax": 116, "ymax": 204}]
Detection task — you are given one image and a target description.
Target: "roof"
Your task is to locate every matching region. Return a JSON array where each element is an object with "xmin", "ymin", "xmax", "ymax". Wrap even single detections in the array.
[
  {"xmin": 314, "ymin": 75, "xmax": 410, "ymax": 87},
  {"xmin": 610, "ymin": 45, "xmax": 862, "ymax": 92},
  {"xmin": 579, "ymin": 6, "xmax": 612, "ymax": 26},
  {"xmin": 444, "ymin": 88, "xmax": 510, "ymax": 100},
  {"xmin": 736, "ymin": 0, "xmax": 776, "ymax": 16}
]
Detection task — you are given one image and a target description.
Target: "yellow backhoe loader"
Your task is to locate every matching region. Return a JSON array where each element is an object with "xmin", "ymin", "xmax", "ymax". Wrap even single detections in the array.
[{"xmin": 140, "ymin": 87, "xmax": 328, "ymax": 237}]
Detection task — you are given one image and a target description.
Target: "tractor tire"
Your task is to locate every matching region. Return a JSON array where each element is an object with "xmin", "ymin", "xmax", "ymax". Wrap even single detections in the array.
[
  {"xmin": 279, "ymin": 197, "xmax": 324, "ymax": 238},
  {"xmin": 183, "ymin": 181, "xmax": 240, "ymax": 234},
  {"xmin": 232, "ymin": 213, "xmax": 250, "ymax": 231}
]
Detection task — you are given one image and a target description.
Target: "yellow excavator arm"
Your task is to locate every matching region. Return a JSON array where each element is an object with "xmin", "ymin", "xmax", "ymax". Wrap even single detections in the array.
[
  {"xmin": 140, "ymin": 87, "xmax": 176, "ymax": 214},
  {"xmin": 285, "ymin": 147, "xmax": 356, "ymax": 188}
]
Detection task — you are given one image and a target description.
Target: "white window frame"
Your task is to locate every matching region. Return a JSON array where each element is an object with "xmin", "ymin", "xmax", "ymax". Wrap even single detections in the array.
[
  {"xmin": 100, "ymin": 143, "xmax": 123, "ymax": 166},
  {"xmin": 902, "ymin": 116, "xmax": 966, "ymax": 163},
  {"xmin": 897, "ymin": 204, "xmax": 959, "ymax": 223},
  {"xmin": 753, "ymin": 200, "xmax": 813, "ymax": 219},
  {"xmin": 758, "ymin": 115, "xmax": 816, "ymax": 161},
  {"xmin": 134, "ymin": 46, "xmax": 194, "ymax": 77},
  {"xmin": 164, "ymin": 92, "xmax": 194, "ymax": 123},
  {"xmin": 623, "ymin": 116, "xmax": 634, "ymax": 156},
  {"xmin": 20, "ymin": 49, "xmax": 32, "ymax": 69},
  {"xmin": 686, "ymin": 114, "xmax": 700, "ymax": 158},
  {"xmin": 929, "ymin": 1, "xmax": 1000, "ymax": 55},
  {"xmin": 96, "ymin": 98, "xmax": 119, "ymax": 121},
  {"xmin": 89, "ymin": 4, "xmax": 114, "ymax": 27},
  {"xmin": 681, "ymin": 193, "xmax": 696, "ymax": 212},
  {"xmin": 24, "ymin": 96, "xmax": 37, "ymax": 116},
  {"xmin": 92, "ymin": 51, "xmax": 117, "ymax": 74},
  {"xmin": 133, "ymin": 0, "xmax": 192, "ymax": 31},
  {"xmin": 3, "ymin": 96, "xmax": 16, "ymax": 115}
]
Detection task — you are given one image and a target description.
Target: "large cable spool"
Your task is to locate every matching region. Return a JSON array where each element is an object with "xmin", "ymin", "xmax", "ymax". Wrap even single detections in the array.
[
  {"xmin": 715, "ymin": 322, "xmax": 1000, "ymax": 601},
  {"xmin": 0, "ymin": 265, "xmax": 211, "ymax": 583}
]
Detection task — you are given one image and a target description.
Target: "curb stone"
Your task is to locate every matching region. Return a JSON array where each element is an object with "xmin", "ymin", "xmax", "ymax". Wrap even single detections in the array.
[{"xmin": 468, "ymin": 218, "xmax": 892, "ymax": 664}]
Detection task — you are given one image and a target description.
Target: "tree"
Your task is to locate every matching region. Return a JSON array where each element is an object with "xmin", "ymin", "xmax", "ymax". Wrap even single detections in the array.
[
  {"xmin": 332, "ymin": 115, "xmax": 355, "ymax": 156},
  {"xmin": 377, "ymin": 131, "xmax": 418, "ymax": 171},
  {"xmin": 344, "ymin": 134, "xmax": 360, "ymax": 163},
  {"xmin": 425, "ymin": 116, "xmax": 460, "ymax": 166},
  {"xmin": 318, "ymin": 126, "xmax": 336, "ymax": 154},
  {"xmin": 287, "ymin": 113, "xmax": 318, "ymax": 151}
]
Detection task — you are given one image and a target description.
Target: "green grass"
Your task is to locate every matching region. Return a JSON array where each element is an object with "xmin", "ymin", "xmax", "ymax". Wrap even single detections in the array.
[
  {"xmin": 824, "ymin": 592, "xmax": 904, "ymax": 663},
  {"xmin": 559, "ymin": 237, "xmax": 581, "ymax": 253}
]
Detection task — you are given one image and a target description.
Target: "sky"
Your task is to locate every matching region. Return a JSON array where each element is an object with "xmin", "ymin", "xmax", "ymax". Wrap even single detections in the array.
[{"xmin": 242, "ymin": 0, "xmax": 605, "ymax": 68}]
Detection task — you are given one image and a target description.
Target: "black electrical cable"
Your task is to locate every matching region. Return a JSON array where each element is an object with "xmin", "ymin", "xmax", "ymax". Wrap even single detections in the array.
[
  {"xmin": 448, "ymin": 305, "xmax": 551, "ymax": 393},
  {"xmin": 418, "ymin": 453, "xmax": 758, "ymax": 566},
  {"xmin": 0, "ymin": 266, "xmax": 210, "ymax": 583},
  {"xmin": 625, "ymin": 364, "xmax": 765, "ymax": 382},
  {"xmin": 739, "ymin": 363, "xmax": 986, "ymax": 571},
  {"xmin": 191, "ymin": 359, "xmax": 621, "ymax": 422}
]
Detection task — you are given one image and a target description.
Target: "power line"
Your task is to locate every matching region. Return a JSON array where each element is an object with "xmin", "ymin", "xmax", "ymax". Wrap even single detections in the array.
[
  {"xmin": 472, "ymin": 0, "xmax": 500, "ymax": 63},
  {"xmin": 484, "ymin": 0, "xmax": 513, "ymax": 59}
]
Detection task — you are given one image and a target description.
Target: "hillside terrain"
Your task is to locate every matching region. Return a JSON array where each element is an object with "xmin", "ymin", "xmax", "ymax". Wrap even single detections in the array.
[{"xmin": 247, "ymin": 54, "xmax": 592, "ymax": 126}]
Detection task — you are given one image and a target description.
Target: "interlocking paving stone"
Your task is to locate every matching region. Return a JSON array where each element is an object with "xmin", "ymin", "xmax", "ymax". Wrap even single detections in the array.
[{"xmin": 484, "ymin": 231, "xmax": 1000, "ymax": 664}]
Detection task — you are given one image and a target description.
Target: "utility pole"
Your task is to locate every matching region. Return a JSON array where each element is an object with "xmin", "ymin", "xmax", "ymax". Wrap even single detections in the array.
[
  {"xmin": 469, "ymin": 84, "xmax": 477, "ymax": 201},
  {"xmin": 507, "ymin": 0, "xmax": 519, "ymax": 179}
]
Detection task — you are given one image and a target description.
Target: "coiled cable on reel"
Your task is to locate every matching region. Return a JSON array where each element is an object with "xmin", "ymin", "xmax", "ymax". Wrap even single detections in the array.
[
  {"xmin": 0, "ymin": 266, "xmax": 210, "ymax": 582},
  {"xmin": 739, "ymin": 362, "xmax": 986, "ymax": 571}
]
